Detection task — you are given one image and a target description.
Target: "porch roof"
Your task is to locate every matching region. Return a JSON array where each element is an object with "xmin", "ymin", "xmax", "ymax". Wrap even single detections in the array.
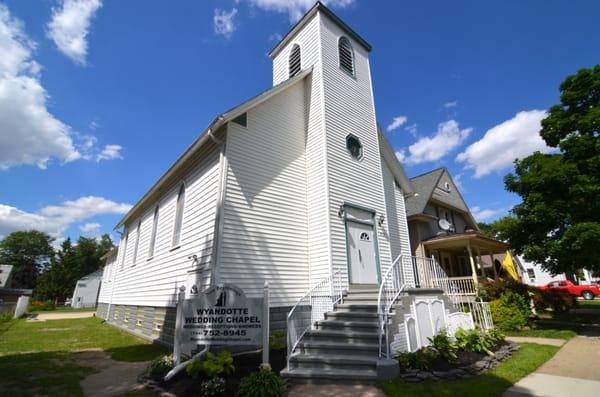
[{"xmin": 422, "ymin": 232, "xmax": 509, "ymax": 253}]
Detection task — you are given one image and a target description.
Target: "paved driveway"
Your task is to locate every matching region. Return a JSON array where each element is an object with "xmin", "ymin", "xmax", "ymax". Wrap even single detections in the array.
[{"xmin": 27, "ymin": 311, "xmax": 96, "ymax": 321}]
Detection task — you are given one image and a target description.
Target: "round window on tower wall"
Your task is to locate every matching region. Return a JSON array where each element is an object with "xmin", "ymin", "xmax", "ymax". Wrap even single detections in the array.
[{"xmin": 346, "ymin": 134, "xmax": 363, "ymax": 160}]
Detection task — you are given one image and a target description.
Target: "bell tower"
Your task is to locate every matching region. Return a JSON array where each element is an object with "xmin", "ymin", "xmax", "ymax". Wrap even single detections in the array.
[{"xmin": 268, "ymin": 2, "xmax": 391, "ymax": 286}]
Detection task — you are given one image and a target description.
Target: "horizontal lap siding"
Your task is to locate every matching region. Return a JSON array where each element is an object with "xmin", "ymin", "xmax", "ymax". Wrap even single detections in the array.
[
  {"xmin": 272, "ymin": 14, "xmax": 331, "ymax": 288},
  {"xmin": 382, "ymin": 160, "xmax": 412, "ymax": 261},
  {"xmin": 219, "ymin": 81, "xmax": 309, "ymax": 307},
  {"xmin": 320, "ymin": 17, "xmax": 392, "ymax": 282},
  {"xmin": 108, "ymin": 146, "xmax": 220, "ymax": 307}
]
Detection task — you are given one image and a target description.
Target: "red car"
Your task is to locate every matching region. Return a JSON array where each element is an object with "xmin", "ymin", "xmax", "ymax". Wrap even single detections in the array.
[{"xmin": 538, "ymin": 280, "xmax": 600, "ymax": 300}]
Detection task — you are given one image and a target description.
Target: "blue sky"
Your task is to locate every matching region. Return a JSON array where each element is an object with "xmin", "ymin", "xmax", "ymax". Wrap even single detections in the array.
[{"xmin": 1, "ymin": 0, "xmax": 599, "ymax": 244}]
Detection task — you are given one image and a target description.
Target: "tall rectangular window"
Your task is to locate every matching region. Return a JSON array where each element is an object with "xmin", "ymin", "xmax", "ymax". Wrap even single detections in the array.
[
  {"xmin": 120, "ymin": 231, "xmax": 129, "ymax": 271},
  {"xmin": 148, "ymin": 206, "xmax": 159, "ymax": 258},
  {"xmin": 132, "ymin": 220, "xmax": 141, "ymax": 265},
  {"xmin": 172, "ymin": 185, "xmax": 186, "ymax": 247}
]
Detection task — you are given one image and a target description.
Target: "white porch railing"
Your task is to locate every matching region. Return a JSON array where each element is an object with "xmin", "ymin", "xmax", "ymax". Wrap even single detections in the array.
[
  {"xmin": 377, "ymin": 255, "xmax": 429, "ymax": 358},
  {"xmin": 286, "ymin": 269, "xmax": 344, "ymax": 368}
]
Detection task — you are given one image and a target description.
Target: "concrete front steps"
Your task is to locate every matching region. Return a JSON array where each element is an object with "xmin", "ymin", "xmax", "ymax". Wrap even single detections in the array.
[{"xmin": 281, "ymin": 285, "xmax": 398, "ymax": 384}]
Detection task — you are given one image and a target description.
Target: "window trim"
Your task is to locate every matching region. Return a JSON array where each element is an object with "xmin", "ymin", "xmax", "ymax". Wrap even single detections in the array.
[
  {"xmin": 345, "ymin": 133, "xmax": 363, "ymax": 161},
  {"xmin": 338, "ymin": 36, "xmax": 356, "ymax": 77},
  {"xmin": 148, "ymin": 205, "xmax": 159, "ymax": 259},
  {"xmin": 120, "ymin": 230, "xmax": 129, "ymax": 271},
  {"xmin": 172, "ymin": 183, "xmax": 186, "ymax": 247},
  {"xmin": 132, "ymin": 220, "xmax": 141, "ymax": 266}
]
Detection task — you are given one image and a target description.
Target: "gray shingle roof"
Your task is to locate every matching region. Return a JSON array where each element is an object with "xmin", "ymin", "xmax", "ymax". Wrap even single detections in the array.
[{"xmin": 405, "ymin": 168, "xmax": 445, "ymax": 216}]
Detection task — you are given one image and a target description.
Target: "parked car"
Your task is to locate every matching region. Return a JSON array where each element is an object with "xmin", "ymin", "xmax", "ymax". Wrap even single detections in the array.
[{"xmin": 538, "ymin": 280, "xmax": 600, "ymax": 300}]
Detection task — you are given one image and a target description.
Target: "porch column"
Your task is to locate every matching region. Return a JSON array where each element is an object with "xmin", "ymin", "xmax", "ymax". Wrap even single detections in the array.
[
  {"xmin": 476, "ymin": 247, "xmax": 485, "ymax": 278},
  {"xmin": 489, "ymin": 253, "xmax": 498, "ymax": 280},
  {"xmin": 466, "ymin": 243, "xmax": 478, "ymax": 287}
]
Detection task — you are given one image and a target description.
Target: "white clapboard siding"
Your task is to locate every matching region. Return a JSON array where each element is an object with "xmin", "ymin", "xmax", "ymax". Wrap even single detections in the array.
[
  {"xmin": 218, "ymin": 80, "xmax": 310, "ymax": 307},
  {"xmin": 319, "ymin": 15, "xmax": 392, "ymax": 282},
  {"xmin": 98, "ymin": 256, "xmax": 117, "ymax": 303},
  {"xmin": 272, "ymin": 12, "xmax": 332, "ymax": 288},
  {"xmin": 105, "ymin": 146, "xmax": 220, "ymax": 307},
  {"xmin": 382, "ymin": 159, "xmax": 411, "ymax": 260}
]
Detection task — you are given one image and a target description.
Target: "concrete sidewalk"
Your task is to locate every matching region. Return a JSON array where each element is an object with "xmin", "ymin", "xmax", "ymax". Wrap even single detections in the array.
[
  {"xmin": 504, "ymin": 336, "xmax": 600, "ymax": 397},
  {"xmin": 26, "ymin": 311, "xmax": 95, "ymax": 321}
]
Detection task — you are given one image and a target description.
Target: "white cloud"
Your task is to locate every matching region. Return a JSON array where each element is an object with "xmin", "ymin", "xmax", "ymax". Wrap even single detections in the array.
[
  {"xmin": 456, "ymin": 110, "xmax": 552, "ymax": 178},
  {"xmin": 471, "ymin": 206, "xmax": 501, "ymax": 222},
  {"xmin": 96, "ymin": 144, "xmax": 123, "ymax": 162},
  {"xmin": 268, "ymin": 32, "xmax": 282, "ymax": 42},
  {"xmin": 404, "ymin": 123, "xmax": 417, "ymax": 137},
  {"xmin": 80, "ymin": 222, "xmax": 101, "ymax": 235},
  {"xmin": 0, "ymin": 196, "xmax": 132, "ymax": 239},
  {"xmin": 402, "ymin": 120, "xmax": 472, "ymax": 165},
  {"xmin": 0, "ymin": 4, "xmax": 119, "ymax": 171},
  {"xmin": 47, "ymin": 0, "xmax": 102, "ymax": 65},
  {"xmin": 386, "ymin": 115, "xmax": 407, "ymax": 133},
  {"xmin": 239, "ymin": 0, "xmax": 355, "ymax": 21},
  {"xmin": 214, "ymin": 8, "xmax": 238, "ymax": 38},
  {"xmin": 395, "ymin": 150, "xmax": 406, "ymax": 163},
  {"xmin": 453, "ymin": 172, "xmax": 465, "ymax": 192},
  {"xmin": 443, "ymin": 100, "xmax": 458, "ymax": 108}
]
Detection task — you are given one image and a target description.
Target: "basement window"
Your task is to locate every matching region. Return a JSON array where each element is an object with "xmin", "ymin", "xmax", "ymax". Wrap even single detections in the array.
[
  {"xmin": 289, "ymin": 44, "xmax": 301, "ymax": 78},
  {"xmin": 346, "ymin": 134, "xmax": 363, "ymax": 160}
]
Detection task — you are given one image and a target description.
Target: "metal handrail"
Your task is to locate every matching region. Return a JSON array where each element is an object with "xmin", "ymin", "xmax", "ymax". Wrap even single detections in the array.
[{"xmin": 286, "ymin": 269, "xmax": 343, "ymax": 367}]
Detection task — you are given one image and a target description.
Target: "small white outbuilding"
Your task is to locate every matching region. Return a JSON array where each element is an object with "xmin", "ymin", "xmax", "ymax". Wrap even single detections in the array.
[{"xmin": 71, "ymin": 269, "xmax": 103, "ymax": 308}]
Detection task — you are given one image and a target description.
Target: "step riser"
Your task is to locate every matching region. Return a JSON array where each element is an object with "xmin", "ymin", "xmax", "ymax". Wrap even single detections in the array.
[
  {"xmin": 334, "ymin": 305, "xmax": 378, "ymax": 313},
  {"xmin": 345, "ymin": 293, "xmax": 380, "ymax": 299},
  {"xmin": 299, "ymin": 346, "xmax": 379, "ymax": 357},
  {"xmin": 303, "ymin": 334, "xmax": 379, "ymax": 345},
  {"xmin": 324, "ymin": 312, "xmax": 378, "ymax": 320},
  {"xmin": 315, "ymin": 323, "xmax": 379, "ymax": 333},
  {"xmin": 290, "ymin": 361, "xmax": 375, "ymax": 372}
]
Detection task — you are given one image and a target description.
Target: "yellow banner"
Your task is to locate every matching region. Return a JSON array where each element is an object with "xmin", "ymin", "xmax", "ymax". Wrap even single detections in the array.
[{"xmin": 502, "ymin": 251, "xmax": 519, "ymax": 280}]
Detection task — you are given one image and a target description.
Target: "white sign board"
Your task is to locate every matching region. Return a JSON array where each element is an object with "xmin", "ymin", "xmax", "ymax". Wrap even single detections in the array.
[{"xmin": 181, "ymin": 284, "xmax": 263, "ymax": 346}]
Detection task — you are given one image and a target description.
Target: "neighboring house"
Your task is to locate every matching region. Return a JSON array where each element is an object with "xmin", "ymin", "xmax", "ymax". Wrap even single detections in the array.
[
  {"xmin": 71, "ymin": 270, "xmax": 103, "ymax": 308},
  {"xmin": 0, "ymin": 265, "xmax": 32, "ymax": 315},
  {"xmin": 97, "ymin": 1, "xmax": 415, "ymax": 346},
  {"xmin": 0, "ymin": 265, "xmax": 13, "ymax": 289},
  {"xmin": 405, "ymin": 168, "xmax": 509, "ymax": 292},
  {"xmin": 520, "ymin": 257, "xmax": 598, "ymax": 286}
]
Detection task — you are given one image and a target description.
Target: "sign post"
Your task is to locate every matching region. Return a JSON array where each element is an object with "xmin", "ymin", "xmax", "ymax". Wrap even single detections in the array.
[
  {"xmin": 262, "ymin": 281, "xmax": 270, "ymax": 366},
  {"xmin": 174, "ymin": 285, "xmax": 186, "ymax": 365}
]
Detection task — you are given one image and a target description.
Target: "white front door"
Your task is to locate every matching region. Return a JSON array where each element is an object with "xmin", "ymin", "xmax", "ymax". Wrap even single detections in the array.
[{"xmin": 347, "ymin": 221, "xmax": 378, "ymax": 284}]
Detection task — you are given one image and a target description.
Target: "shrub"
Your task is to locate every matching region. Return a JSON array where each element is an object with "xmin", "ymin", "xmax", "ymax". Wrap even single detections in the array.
[
  {"xmin": 200, "ymin": 377, "xmax": 226, "ymax": 397},
  {"xmin": 531, "ymin": 290, "xmax": 575, "ymax": 313},
  {"xmin": 485, "ymin": 328, "xmax": 505, "ymax": 345},
  {"xmin": 397, "ymin": 347, "xmax": 438, "ymax": 371},
  {"xmin": 427, "ymin": 330, "xmax": 457, "ymax": 362},
  {"xmin": 237, "ymin": 367, "xmax": 286, "ymax": 397},
  {"xmin": 187, "ymin": 351, "xmax": 235, "ymax": 379},
  {"xmin": 454, "ymin": 328, "xmax": 494, "ymax": 356},
  {"xmin": 478, "ymin": 279, "xmax": 531, "ymax": 302},
  {"xmin": 148, "ymin": 355, "xmax": 175, "ymax": 381},
  {"xmin": 28, "ymin": 300, "xmax": 56, "ymax": 312},
  {"xmin": 0, "ymin": 313, "xmax": 13, "ymax": 324},
  {"xmin": 269, "ymin": 330, "xmax": 286, "ymax": 351},
  {"xmin": 490, "ymin": 290, "xmax": 531, "ymax": 331}
]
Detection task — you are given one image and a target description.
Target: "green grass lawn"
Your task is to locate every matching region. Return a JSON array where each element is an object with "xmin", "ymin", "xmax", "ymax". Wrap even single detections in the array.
[
  {"xmin": 0, "ymin": 317, "xmax": 168, "ymax": 396},
  {"xmin": 505, "ymin": 328, "xmax": 577, "ymax": 340},
  {"xmin": 29, "ymin": 306, "xmax": 98, "ymax": 313},
  {"xmin": 380, "ymin": 343, "xmax": 559, "ymax": 397},
  {"xmin": 576, "ymin": 299, "xmax": 600, "ymax": 308}
]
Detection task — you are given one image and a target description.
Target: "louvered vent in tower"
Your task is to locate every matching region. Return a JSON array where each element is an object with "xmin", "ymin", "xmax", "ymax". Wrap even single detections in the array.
[
  {"xmin": 338, "ymin": 36, "xmax": 354, "ymax": 76},
  {"xmin": 289, "ymin": 44, "xmax": 301, "ymax": 78}
]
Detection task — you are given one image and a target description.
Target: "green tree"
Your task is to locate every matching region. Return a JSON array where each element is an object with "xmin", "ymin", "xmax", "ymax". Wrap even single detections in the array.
[
  {"xmin": 505, "ymin": 65, "xmax": 600, "ymax": 274},
  {"xmin": 478, "ymin": 216, "xmax": 519, "ymax": 242},
  {"xmin": 0, "ymin": 231, "xmax": 54, "ymax": 289},
  {"xmin": 36, "ymin": 239, "xmax": 77, "ymax": 302}
]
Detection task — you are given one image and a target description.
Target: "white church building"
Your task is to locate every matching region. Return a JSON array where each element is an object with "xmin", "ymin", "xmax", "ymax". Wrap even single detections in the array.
[{"xmin": 98, "ymin": 2, "xmax": 490, "ymax": 382}]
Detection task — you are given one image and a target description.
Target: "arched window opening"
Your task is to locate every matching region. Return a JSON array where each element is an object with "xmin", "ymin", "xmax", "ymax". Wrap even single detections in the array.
[
  {"xmin": 172, "ymin": 184, "xmax": 186, "ymax": 247},
  {"xmin": 289, "ymin": 44, "xmax": 301, "ymax": 78},
  {"xmin": 338, "ymin": 36, "xmax": 354, "ymax": 76}
]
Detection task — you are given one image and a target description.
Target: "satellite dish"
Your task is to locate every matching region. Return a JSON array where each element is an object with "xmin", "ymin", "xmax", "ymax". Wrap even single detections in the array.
[{"xmin": 439, "ymin": 219, "xmax": 453, "ymax": 232}]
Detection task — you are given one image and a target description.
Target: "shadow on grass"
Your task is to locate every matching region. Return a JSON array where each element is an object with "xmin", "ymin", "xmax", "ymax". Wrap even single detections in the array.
[
  {"xmin": 106, "ymin": 343, "xmax": 169, "ymax": 362},
  {"xmin": 0, "ymin": 351, "xmax": 95, "ymax": 397},
  {"xmin": 380, "ymin": 343, "xmax": 559, "ymax": 397}
]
